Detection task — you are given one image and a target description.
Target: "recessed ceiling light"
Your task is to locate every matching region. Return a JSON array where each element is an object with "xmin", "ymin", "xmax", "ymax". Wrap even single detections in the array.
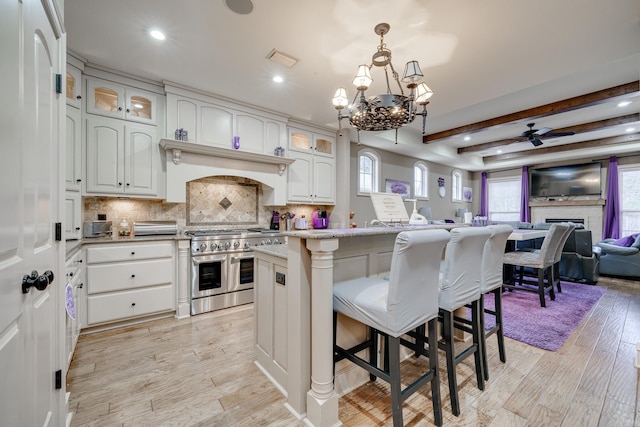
[
  {"xmin": 149, "ymin": 29, "xmax": 166, "ymax": 41},
  {"xmin": 617, "ymin": 100, "xmax": 632, "ymax": 107},
  {"xmin": 626, "ymin": 127, "xmax": 636, "ymax": 133},
  {"xmin": 464, "ymin": 136, "xmax": 471, "ymax": 141},
  {"xmin": 273, "ymin": 76, "xmax": 284, "ymax": 83}
]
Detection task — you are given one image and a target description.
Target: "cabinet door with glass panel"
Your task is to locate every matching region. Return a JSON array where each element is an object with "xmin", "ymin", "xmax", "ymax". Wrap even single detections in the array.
[
  {"xmin": 66, "ymin": 65, "xmax": 82, "ymax": 109},
  {"xmin": 288, "ymin": 128, "xmax": 335, "ymax": 158},
  {"xmin": 86, "ymin": 77, "xmax": 157, "ymax": 125}
]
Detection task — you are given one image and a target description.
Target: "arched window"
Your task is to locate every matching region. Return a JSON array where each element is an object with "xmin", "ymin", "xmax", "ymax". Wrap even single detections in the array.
[
  {"xmin": 414, "ymin": 161, "xmax": 429, "ymax": 199},
  {"xmin": 452, "ymin": 170, "xmax": 463, "ymax": 202},
  {"xmin": 358, "ymin": 149, "xmax": 380, "ymax": 195}
]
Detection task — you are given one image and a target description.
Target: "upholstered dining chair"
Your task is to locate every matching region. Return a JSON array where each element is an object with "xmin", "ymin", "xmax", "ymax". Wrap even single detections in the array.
[
  {"xmin": 478, "ymin": 224, "xmax": 513, "ymax": 381},
  {"xmin": 551, "ymin": 222, "xmax": 576, "ymax": 293},
  {"xmin": 436, "ymin": 226, "xmax": 491, "ymax": 416},
  {"xmin": 333, "ymin": 229, "xmax": 450, "ymax": 427},
  {"xmin": 503, "ymin": 223, "xmax": 571, "ymax": 307}
]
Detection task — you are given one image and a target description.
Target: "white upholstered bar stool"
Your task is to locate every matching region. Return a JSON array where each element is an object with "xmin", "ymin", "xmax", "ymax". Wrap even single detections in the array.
[
  {"xmin": 437, "ymin": 226, "xmax": 491, "ymax": 417},
  {"xmin": 333, "ymin": 229, "xmax": 450, "ymax": 427},
  {"xmin": 478, "ymin": 224, "xmax": 513, "ymax": 381}
]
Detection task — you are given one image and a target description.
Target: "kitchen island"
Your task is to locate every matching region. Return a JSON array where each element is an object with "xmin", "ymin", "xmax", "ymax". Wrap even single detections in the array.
[{"xmin": 252, "ymin": 224, "xmax": 461, "ymax": 427}]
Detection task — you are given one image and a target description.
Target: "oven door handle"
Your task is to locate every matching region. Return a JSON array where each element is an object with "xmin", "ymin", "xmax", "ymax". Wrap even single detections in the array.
[
  {"xmin": 229, "ymin": 253, "xmax": 253, "ymax": 263},
  {"xmin": 192, "ymin": 254, "xmax": 227, "ymax": 265}
]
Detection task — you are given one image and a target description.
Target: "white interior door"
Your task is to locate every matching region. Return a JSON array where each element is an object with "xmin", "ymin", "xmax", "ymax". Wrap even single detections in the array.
[{"xmin": 0, "ymin": 1, "xmax": 61, "ymax": 426}]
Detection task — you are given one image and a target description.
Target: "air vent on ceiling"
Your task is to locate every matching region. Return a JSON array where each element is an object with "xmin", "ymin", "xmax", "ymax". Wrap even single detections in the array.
[{"xmin": 266, "ymin": 49, "xmax": 298, "ymax": 68}]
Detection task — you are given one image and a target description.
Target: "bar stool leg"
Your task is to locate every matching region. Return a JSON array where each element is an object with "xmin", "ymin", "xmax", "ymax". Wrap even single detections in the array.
[
  {"xmin": 442, "ymin": 309, "xmax": 460, "ymax": 416},
  {"xmin": 388, "ymin": 335, "xmax": 403, "ymax": 427}
]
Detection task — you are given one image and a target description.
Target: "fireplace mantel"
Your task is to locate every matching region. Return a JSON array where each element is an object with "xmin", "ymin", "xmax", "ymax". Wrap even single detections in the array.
[{"xmin": 529, "ymin": 199, "xmax": 605, "ymax": 207}]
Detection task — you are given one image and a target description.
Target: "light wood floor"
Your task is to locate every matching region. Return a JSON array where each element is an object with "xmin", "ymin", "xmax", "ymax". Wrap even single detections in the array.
[{"xmin": 67, "ymin": 276, "xmax": 640, "ymax": 426}]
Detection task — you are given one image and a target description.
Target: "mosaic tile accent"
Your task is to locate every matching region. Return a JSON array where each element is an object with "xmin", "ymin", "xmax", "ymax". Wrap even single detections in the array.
[{"xmin": 187, "ymin": 176, "xmax": 259, "ymax": 226}]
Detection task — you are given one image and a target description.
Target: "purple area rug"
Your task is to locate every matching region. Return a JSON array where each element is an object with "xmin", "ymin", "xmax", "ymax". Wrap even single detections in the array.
[{"xmin": 481, "ymin": 281, "xmax": 606, "ymax": 351}]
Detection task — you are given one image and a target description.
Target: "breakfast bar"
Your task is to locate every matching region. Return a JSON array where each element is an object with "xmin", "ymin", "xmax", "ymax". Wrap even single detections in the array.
[{"xmin": 253, "ymin": 224, "xmax": 460, "ymax": 427}]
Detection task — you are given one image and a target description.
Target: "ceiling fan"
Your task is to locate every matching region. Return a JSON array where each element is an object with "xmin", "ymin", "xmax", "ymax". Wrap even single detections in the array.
[{"xmin": 520, "ymin": 123, "xmax": 575, "ymax": 147}]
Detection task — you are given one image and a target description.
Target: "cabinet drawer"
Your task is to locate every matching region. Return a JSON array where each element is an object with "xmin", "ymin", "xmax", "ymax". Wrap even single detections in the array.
[
  {"xmin": 87, "ymin": 284, "xmax": 174, "ymax": 325},
  {"xmin": 86, "ymin": 242, "xmax": 173, "ymax": 263},
  {"xmin": 87, "ymin": 258, "xmax": 173, "ymax": 294}
]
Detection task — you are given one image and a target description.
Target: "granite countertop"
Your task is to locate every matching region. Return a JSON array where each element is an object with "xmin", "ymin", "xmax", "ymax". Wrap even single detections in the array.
[
  {"xmin": 252, "ymin": 243, "xmax": 288, "ymax": 259},
  {"xmin": 281, "ymin": 223, "xmax": 465, "ymax": 240}
]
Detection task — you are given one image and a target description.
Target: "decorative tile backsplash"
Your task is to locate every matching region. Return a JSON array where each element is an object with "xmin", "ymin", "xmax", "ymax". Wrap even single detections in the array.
[{"xmin": 83, "ymin": 175, "xmax": 333, "ymax": 231}]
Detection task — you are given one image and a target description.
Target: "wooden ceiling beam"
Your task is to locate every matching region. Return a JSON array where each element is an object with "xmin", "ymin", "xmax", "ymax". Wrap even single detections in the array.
[
  {"xmin": 423, "ymin": 81, "xmax": 639, "ymax": 143},
  {"xmin": 482, "ymin": 132, "xmax": 640, "ymax": 163},
  {"xmin": 457, "ymin": 113, "xmax": 640, "ymax": 154}
]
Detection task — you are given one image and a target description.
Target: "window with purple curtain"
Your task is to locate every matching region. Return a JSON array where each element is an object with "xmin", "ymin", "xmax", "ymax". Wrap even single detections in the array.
[
  {"xmin": 480, "ymin": 171, "xmax": 488, "ymax": 216},
  {"xmin": 603, "ymin": 156, "xmax": 620, "ymax": 239},
  {"xmin": 520, "ymin": 166, "xmax": 530, "ymax": 222}
]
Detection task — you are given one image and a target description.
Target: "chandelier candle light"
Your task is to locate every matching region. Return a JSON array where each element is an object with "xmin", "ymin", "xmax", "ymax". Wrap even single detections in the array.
[{"xmin": 332, "ymin": 23, "xmax": 433, "ymax": 143}]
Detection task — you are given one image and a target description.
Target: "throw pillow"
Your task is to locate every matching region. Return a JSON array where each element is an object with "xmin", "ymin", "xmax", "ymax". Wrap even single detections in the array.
[{"xmin": 611, "ymin": 233, "xmax": 639, "ymax": 247}]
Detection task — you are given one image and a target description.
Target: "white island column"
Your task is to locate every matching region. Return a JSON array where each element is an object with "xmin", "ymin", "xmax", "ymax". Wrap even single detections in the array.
[{"xmin": 305, "ymin": 238, "xmax": 340, "ymax": 427}]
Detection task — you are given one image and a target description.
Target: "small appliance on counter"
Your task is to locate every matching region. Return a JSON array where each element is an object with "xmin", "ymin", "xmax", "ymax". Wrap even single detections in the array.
[
  {"xmin": 270, "ymin": 211, "xmax": 280, "ymax": 230},
  {"xmin": 294, "ymin": 216, "xmax": 308, "ymax": 230},
  {"xmin": 133, "ymin": 220, "xmax": 178, "ymax": 236},
  {"xmin": 83, "ymin": 221, "xmax": 112, "ymax": 238},
  {"xmin": 312, "ymin": 210, "xmax": 329, "ymax": 229}
]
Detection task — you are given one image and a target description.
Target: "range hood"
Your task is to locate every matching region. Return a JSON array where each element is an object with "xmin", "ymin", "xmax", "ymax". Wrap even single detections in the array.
[{"xmin": 160, "ymin": 139, "xmax": 294, "ymax": 205}]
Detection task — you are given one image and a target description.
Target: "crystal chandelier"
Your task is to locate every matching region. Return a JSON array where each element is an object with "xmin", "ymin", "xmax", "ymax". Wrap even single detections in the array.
[{"xmin": 332, "ymin": 23, "xmax": 433, "ymax": 143}]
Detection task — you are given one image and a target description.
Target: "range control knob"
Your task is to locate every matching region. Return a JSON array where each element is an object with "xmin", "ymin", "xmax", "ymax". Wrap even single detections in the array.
[
  {"xmin": 224, "ymin": 242, "xmax": 231, "ymax": 250},
  {"xmin": 233, "ymin": 241, "xmax": 240, "ymax": 249},
  {"xmin": 273, "ymin": 238, "xmax": 281, "ymax": 245},
  {"xmin": 265, "ymin": 239, "xmax": 272, "ymax": 245},
  {"xmin": 260, "ymin": 240, "xmax": 266, "ymax": 246},
  {"xmin": 244, "ymin": 242, "xmax": 251, "ymax": 249},
  {"xmin": 199, "ymin": 243, "xmax": 207, "ymax": 251},
  {"xmin": 210, "ymin": 243, "xmax": 218, "ymax": 250}
]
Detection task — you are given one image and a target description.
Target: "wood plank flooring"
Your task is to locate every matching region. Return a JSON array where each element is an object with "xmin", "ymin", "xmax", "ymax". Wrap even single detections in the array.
[{"xmin": 67, "ymin": 276, "xmax": 640, "ymax": 426}]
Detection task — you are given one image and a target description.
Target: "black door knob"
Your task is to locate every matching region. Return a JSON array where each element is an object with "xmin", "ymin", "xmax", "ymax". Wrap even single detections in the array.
[{"xmin": 22, "ymin": 270, "xmax": 53, "ymax": 293}]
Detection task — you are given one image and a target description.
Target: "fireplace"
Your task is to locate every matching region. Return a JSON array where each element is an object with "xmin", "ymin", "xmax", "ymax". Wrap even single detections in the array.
[{"xmin": 546, "ymin": 218, "xmax": 585, "ymax": 224}]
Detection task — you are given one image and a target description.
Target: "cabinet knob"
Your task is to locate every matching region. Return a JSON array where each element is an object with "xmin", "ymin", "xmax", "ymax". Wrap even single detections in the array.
[
  {"xmin": 118, "ymin": 106, "xmax": 123, "ymax": 111},
  {"xmin": 131, "ymin": 252, "xmax": 135, "ymax": 255},
  {"xmin": 126, "ymin": 183, "xmax": 130, "ymax": 187},
  {"xmin": 77, "ymin": 259, "xmax": 83, "ymax": 263},
  {"xmin": 69, "ymin": 272, "xmax": 73, "ymax": 277},
  {"xmin": 76, "ymin": 95, "xmax": 82, "ymax": 100},
  {"xmin": 118, "ymin": 182, "xmax": 123, "ymax": 186},
  {"xmin": 131, "ymin": 302, "xmax": 136, "ymax": 307},
  {"xmin": 76, "ymin": 178, "xmax": 82, "ymax": 183},
  {"xmin": 126, "ymin": 108, "xmax": 131, "ymax": 113},
  {"xmin": 131, "ymin": 274, "xmax": 135, "ymax": 278},
  {"xmin": 79, "ymin": 283, "xmax": 83, "ymax": 289},
  {"xmin": 75, "ymin": 227, "xmax": 80, "ymax": 231}
]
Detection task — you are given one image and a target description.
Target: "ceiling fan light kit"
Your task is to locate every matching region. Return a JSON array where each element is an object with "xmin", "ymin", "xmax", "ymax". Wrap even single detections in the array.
[{"xmin": 332, "ymin": 23, "xmax": 433, "ymax": 143}]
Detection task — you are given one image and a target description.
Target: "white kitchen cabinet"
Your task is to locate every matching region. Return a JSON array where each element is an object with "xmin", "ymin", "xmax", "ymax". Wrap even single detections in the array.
[
  {"xmin": 254, "ymin": 252, "xmax": 288, "ymax": 391},
  {"xmin": 85, "ymin": 116, "xmax": 159, "ymax": 197},
  {"xmin": 287, "ymin": 128, "xmax": 336, "ymax": 204},
  {"xmin": 165, "ymin": 87, "xmax": 287, "ymax": 155},
  {"xmin": 65, "ymin": 192, "xmax": 82, "ymax": 240},
  {"xmin": 64, "ymin": 249, "xmax": 84, "ymax": 369},
  {"xmin": 65, "ymin": 105, "xmax": 82, "ymax": 191},
  {"xmin": 84, "ymin": 241, "xmax": 175, "ymax": 326},
  {"xmin": 86, "ymin": 77, "xmax": 157, "ymax": 125}
]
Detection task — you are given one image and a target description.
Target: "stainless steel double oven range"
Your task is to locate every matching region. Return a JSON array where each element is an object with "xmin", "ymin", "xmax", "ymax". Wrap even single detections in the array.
[{"xmin": 186, "ymin": 229, "xmax": 282, "ymax": 315}]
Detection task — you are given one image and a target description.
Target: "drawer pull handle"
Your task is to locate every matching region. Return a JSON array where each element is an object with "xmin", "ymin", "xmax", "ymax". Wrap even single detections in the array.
[{"xmin": 131, "ymin": 302, "xmax": 136, "ymax": 306}]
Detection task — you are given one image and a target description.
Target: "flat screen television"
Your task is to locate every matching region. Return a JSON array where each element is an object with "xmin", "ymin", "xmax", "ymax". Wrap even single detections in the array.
[{"xmin": 530, "ymin": 163, "xmax": 601, "ymax": 198}]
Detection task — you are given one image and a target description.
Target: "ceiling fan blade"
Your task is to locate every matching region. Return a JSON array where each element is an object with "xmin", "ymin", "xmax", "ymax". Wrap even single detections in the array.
[
  {"xmin": 544, "ymin": 131, "xmax": 576, "ymax": 137},
  {"xmin": 530, "ymin": 137, "xmax": 544, "ymax": 147},
  {"xmin": 534, "ymin": 127, "xmax": 553, "ymax": 135}
]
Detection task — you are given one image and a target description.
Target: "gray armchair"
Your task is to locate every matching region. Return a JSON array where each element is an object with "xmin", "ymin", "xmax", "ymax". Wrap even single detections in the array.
[{"xmin": 596, "ymin": 235, "xmax": 640, "ymax": 279}]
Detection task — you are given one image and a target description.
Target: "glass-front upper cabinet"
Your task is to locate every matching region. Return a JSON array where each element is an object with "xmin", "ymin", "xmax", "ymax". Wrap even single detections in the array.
[
  {"xmin": 288, "ymin": 128, "xmax": 335, "ymax": 158},
  {"xmin": 86, "ymin": 77, "xmax": 157, "ymax": 125},
  {"xmin": 66, "ymin": 65, "xmax": 82, "ymax": 109}
]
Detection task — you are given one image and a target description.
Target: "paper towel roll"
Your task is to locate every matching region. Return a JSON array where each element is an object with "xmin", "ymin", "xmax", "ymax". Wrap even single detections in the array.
[{"xmin": 464, "ymin": 212, "xmax": 473, "ymax": 224}]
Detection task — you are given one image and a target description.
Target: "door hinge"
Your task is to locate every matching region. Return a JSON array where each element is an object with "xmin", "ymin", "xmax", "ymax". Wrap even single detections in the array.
[
  {"xmin": 55, "ymin": 74, "xmax": 62, "ymax": 94},
  {"xmin": 55, "ymin": 369, "xmax": 62, "ymax": 390},
  {"xmin": 55, "ymin": 222, "xmax": 62, "ymax": 241}
]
